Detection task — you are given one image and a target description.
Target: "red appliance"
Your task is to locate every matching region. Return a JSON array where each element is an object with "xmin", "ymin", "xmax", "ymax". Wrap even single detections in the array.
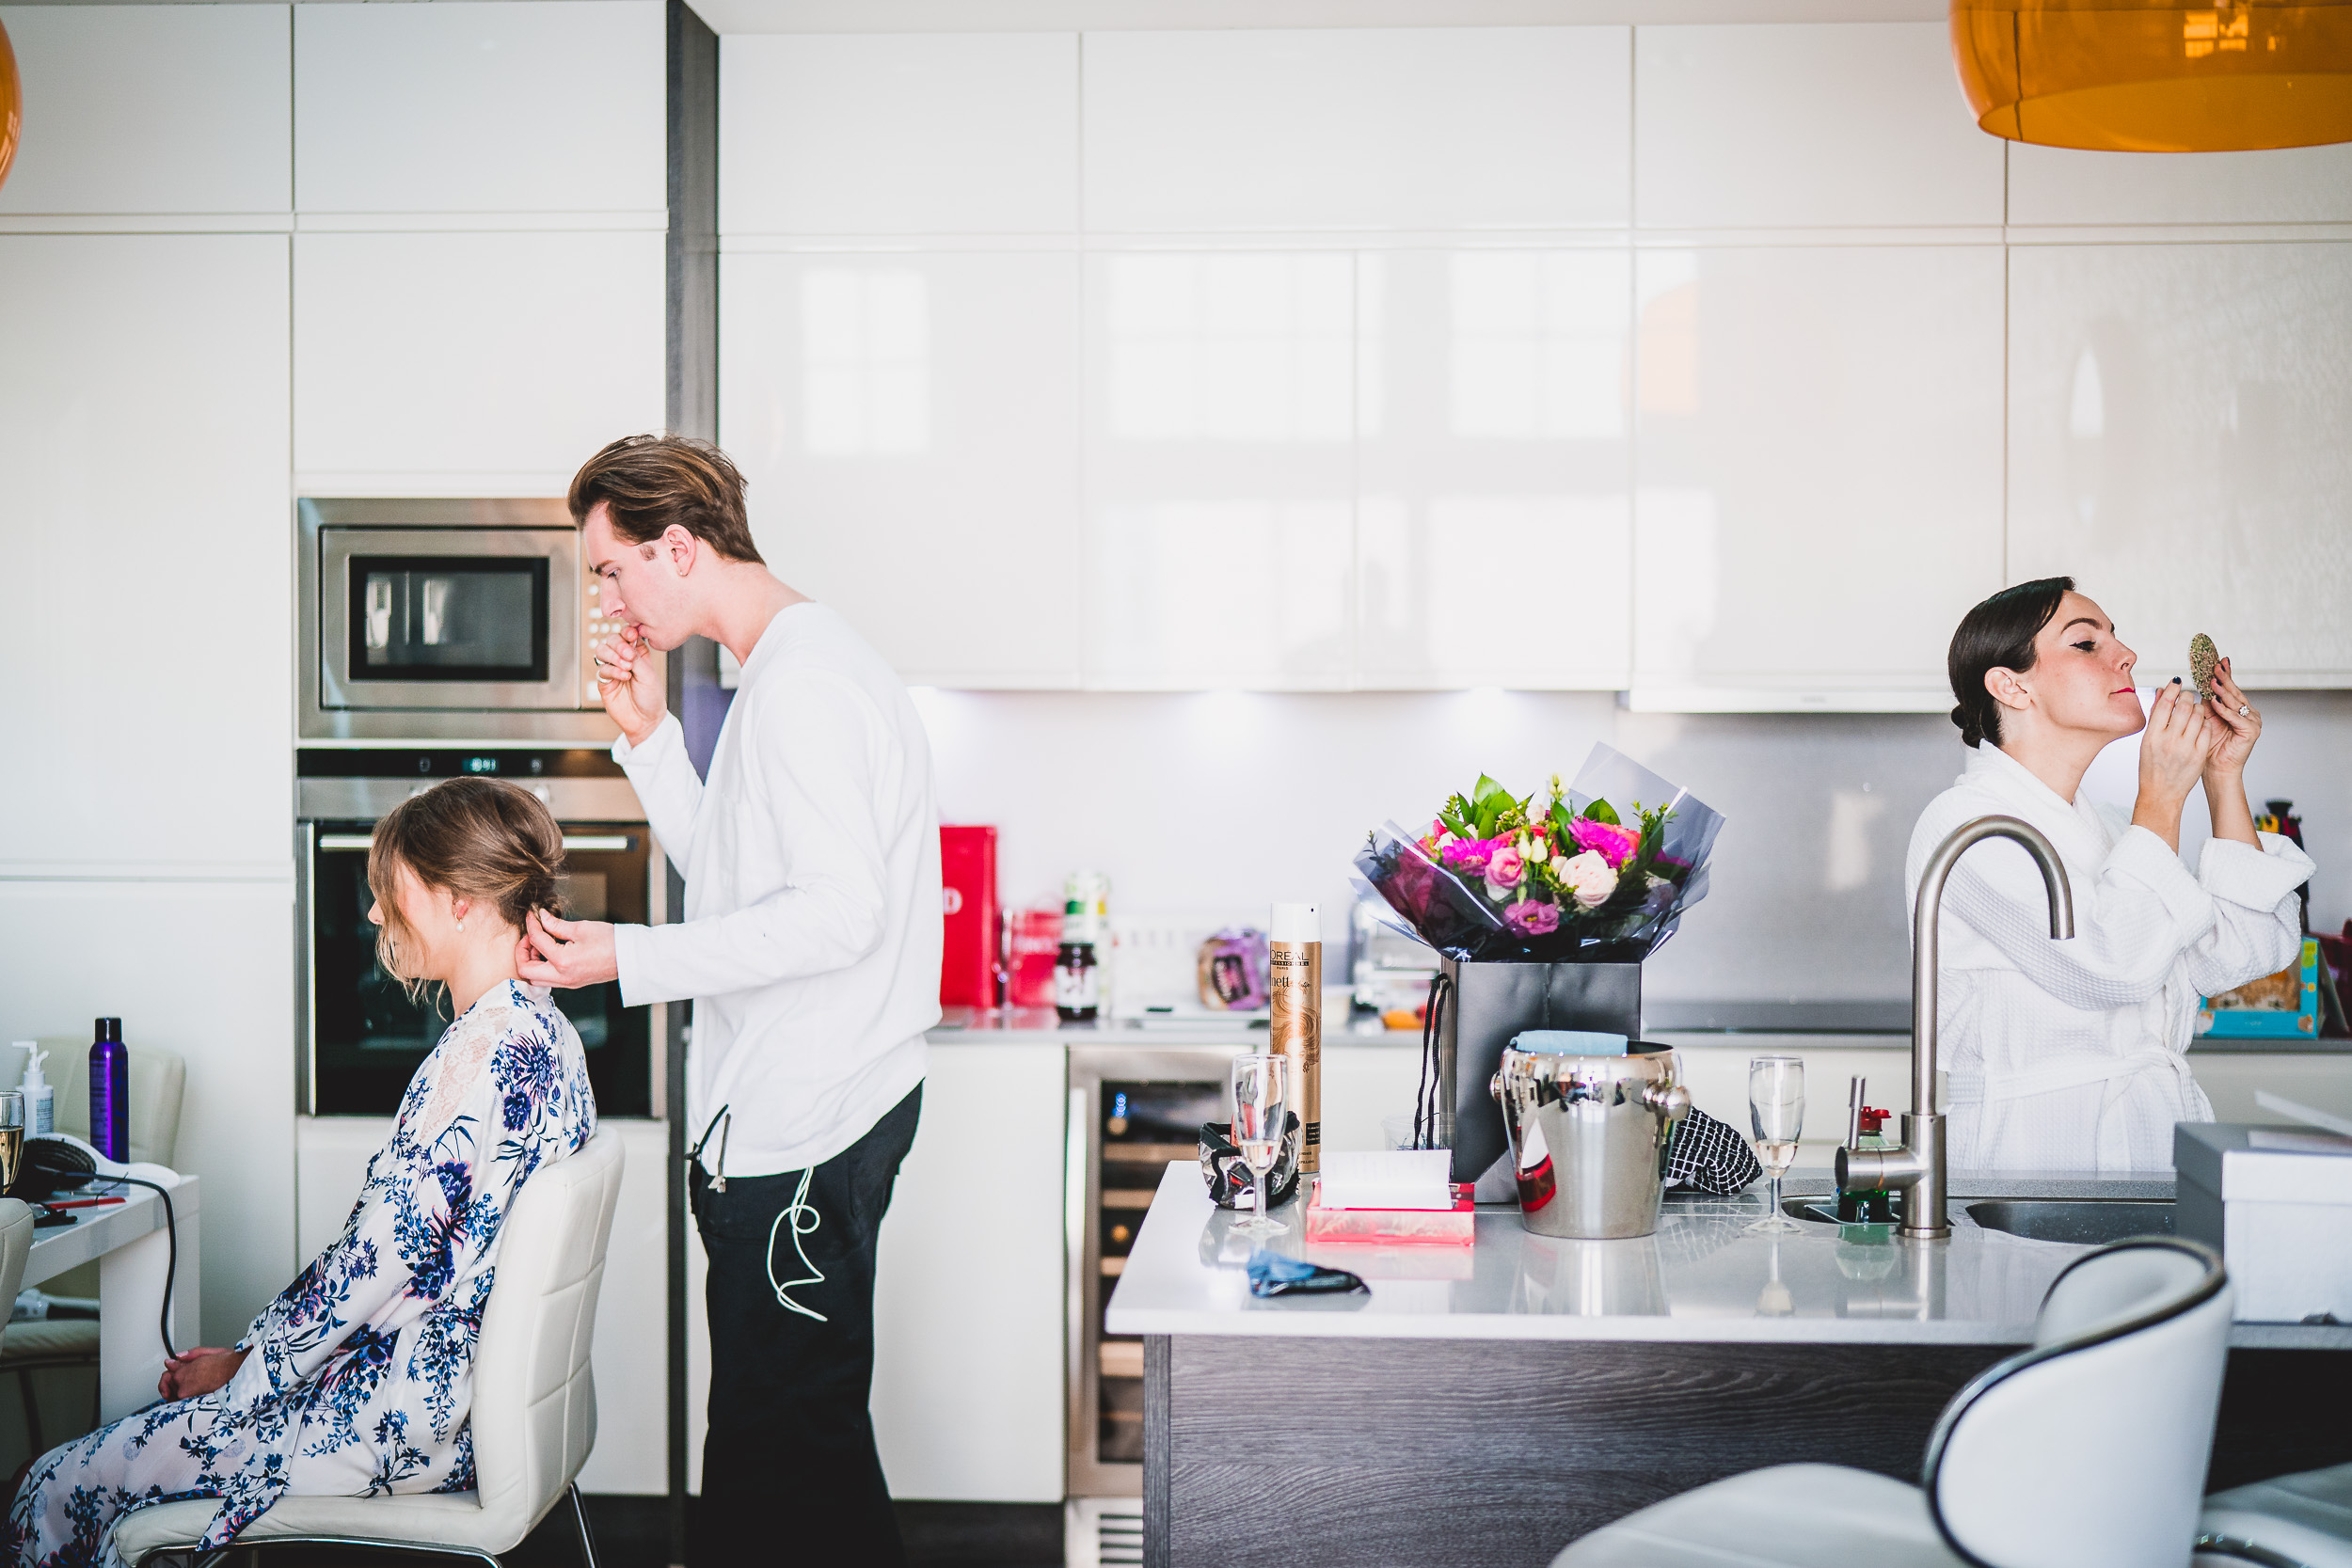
[{"xmin": 939, "ymin": 825, "xmax": 1001, "ymax": 1007}]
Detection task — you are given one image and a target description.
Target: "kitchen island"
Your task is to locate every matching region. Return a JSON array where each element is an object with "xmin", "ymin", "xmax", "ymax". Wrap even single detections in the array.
[{"xmin": 1106, "ymin": 1163, "xmax": 2352, "ymax": 1568}]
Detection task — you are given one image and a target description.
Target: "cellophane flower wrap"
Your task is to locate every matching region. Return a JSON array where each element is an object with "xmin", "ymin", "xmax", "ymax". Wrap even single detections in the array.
[{"xmin": 1352, "ymin": 745, "xmax": 1725, "ymax": 963}]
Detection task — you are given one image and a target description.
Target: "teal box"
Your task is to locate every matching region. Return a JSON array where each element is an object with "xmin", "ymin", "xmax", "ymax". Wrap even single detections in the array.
[{"xmin": 2198, "ymin": 938, "xmax": 2320, "ymax": 1039}]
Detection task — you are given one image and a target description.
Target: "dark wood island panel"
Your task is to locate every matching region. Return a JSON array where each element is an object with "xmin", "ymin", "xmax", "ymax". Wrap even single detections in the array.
[{"xmin": 1142, "ymin": 1336, "xmax": 2352, "ymax": 1568}]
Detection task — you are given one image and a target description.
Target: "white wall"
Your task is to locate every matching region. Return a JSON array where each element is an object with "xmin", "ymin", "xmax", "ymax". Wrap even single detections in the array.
[{"xmin": 917, "ymin": 687, "xmax": 2352, "ymax": 1004}]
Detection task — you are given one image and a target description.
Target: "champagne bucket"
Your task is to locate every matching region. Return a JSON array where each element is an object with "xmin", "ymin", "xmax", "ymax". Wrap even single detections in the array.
[{"xmin": 1490, "ymin": 1045, "xmax": 1690, "ymax": 1239}]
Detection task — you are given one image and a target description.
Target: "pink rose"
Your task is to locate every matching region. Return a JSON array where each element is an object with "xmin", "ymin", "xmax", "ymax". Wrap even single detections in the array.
[
  {"xmin": 1570, "ymin": 816, "xmax": 1642, "ymax": 869},
  {"xmin": 1505, "ymin": 899, "xmax": 1561, "ymax": 935},
  {"xmin": 1442, "ymin": 838, "xmax": 1495, "ymax": 877},
  {"xmin": 1486, "ymin": 846, "xmax": 1524, "ymax": 888}
]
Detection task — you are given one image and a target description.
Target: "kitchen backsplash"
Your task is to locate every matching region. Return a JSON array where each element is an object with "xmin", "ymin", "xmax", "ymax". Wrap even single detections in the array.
[{"xmin": 914, "ymin": 687, "xmax": 2352, "ymax": 1006}]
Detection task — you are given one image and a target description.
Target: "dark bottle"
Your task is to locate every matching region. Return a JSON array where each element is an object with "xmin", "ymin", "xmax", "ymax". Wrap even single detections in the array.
[
  {"xmin": 1835, "ymin": 1106, "xmax": 1898, "ymax": 1224},
  {"xmin": 89, "ymin": 1017, "xmax": 129, "ymax": 1164},
  {"xmin": 1055, "ymin": 899, "xmax": 1100, "ymax": 1023}
]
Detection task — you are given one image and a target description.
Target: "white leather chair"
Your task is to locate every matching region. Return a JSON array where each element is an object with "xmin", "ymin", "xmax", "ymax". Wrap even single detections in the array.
[
  {"xmin": 2200, "ymin": 1464, "xmax": 2352, "ymax": 1567},
  {"xmin": 1552, "ymin": 1237, "xmax": 2234, "ymax": 1568},
  {"xmin": 0, "ymin": 1199, "xmax": 39, "ymax": 1334},
  {"xmin": 108, "ymin": 1126, "xmax": 625, "ymax": 1568}
]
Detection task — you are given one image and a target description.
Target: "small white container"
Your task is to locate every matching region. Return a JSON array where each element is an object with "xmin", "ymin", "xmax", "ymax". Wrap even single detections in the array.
[
  {"xmin": 2175, "ymin": 1122, "xmax": 2352, "ymax": 1323},
  {"xmin": 13, "ymin": 1042, "xmax": 53, "ymax": 1136}
]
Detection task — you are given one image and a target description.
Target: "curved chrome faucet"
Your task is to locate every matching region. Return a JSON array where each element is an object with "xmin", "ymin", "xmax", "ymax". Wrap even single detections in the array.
[{"xmin": 1838, "ymin": 815, "xmax": 2075, "ymax": 1240}]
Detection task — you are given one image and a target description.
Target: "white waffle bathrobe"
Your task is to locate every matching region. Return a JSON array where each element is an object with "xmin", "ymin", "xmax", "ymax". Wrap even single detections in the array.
[{"xmin": 1906, "ymin": 742, "xmax": 2313, "ymax": 1172}]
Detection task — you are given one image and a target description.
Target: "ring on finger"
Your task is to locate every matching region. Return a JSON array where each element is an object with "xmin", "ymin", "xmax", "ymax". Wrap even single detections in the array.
[{"xmin": 2239, "ymin": 704, "xmax": 2251, "ymax": 717}]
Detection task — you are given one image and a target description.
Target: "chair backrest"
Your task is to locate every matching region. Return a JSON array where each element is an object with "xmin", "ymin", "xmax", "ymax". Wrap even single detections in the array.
[
  {"xmin": 469, "ymin": 1126, "xmax": 625, "ymax": 1546},
  {"xmin": 0, "ymin": 1200, "xmax": 34, "ymax": 1324},
  {"xmin": 44, "ymin": 1037, "xmax": 186, "ymax": 1166},
  {"xmin": 1925, "ymin": 1238, "xmax": 2232, "ymax": 1568}
]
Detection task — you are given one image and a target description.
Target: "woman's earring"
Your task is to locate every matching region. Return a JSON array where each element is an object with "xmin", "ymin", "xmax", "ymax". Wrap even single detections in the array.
[{"xmin": 456, "ymin": 919, "xmax": 465, "ymax": 932}]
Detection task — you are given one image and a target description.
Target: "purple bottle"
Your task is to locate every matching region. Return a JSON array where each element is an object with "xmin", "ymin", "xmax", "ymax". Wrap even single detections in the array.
[{"xmin": 89, "ymin": 1018, "xmax": 128, "ymax": 1164}]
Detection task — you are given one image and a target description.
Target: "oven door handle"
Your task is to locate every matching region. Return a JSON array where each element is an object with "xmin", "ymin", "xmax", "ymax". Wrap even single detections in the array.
[{"xmin": 315, "ymin": 832, "xmax": 635, "ymax": 853}]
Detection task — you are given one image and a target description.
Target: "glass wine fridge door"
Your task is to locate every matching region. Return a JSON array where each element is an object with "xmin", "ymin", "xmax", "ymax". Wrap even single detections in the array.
[{"xmin": 304, "ymin": 823, "xmax": 654, "ymax": 1117}]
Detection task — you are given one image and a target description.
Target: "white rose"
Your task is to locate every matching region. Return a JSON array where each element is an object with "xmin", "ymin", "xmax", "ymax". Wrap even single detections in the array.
[
  {"xmin": 1549, "ymin": 854, "xmax": 1571, "ymax": 879},
  {"xmin": 1560, "ymin": 850, "xmax": 1618, "ymax": 910}
]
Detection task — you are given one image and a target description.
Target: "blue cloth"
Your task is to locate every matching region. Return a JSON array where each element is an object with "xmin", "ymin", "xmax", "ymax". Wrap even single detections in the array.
[
  {"xmin": 1246, "ymin": 1249, "xmax": 1367, "ymax": 1298},
  {"xmin": 8, "ymin": 982, "xmax": 596, "ymax": 1568}
]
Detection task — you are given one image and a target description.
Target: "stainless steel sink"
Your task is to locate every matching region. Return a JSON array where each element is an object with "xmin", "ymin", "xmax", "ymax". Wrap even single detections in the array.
[{"xmin": 1964, "ymin": 1199, "xmax": 2174, "ymax": 1245}]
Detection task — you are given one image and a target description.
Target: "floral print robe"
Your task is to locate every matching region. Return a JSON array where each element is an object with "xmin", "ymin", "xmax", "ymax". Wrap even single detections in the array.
[{"xmin": 8, "ymin": 981, "xmax": 596, "ymax": 1568}]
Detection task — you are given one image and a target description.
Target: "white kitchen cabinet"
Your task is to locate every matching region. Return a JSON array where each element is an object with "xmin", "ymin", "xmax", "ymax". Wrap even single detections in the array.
[
  {"xmin": 1082, "ymin": 28, "xmax": 1630, "ymax": 233},
  {"xmin": 1629, "ymin": 245, "xmax": 2005, "ymax": 707},
  {"xmin": 1660, "ymin": 1039, "xmax": 1916, "ymax": 1158},
  {"xmin": 0, "ymin": 233, "xmax": 292, "ymax": 874},
  {"xmin": 2008, "ymin": 242, "xmax": 2352, "ymax": 687},
  {"xmin": 294, "ymin": 0, "xmax": 663, "ymax": 217},
  {"xmin": 0, "ymin": 5, "xmax": 291, "ymax": 218},
  {"xmin": 1633, "ymin": 24, "xmax": 2003, "ymax": 231},
  {"xmin": 0, "ymin": 880, "xmax": 294, "ymax": 1349},
  {"xmin": 1356, "ymin": 248, "xmax": 1633, "ymax": 689},
  {"xmin": 1322, "ymin": 1043, "xmax": 1425, "ymax": 1153},
  {"xmin": 719, "ymin": 250, "xmax": 1083, "ymax": 686},
  {"xmin": 294, "ymin": 230, "xmax": 664, "ymax": 492},
  {"xmin": 2188, "ymin": 1053, "xmax": 2352, "ymax": 1126},
  {"xmin": 1083, "ymin": 250, "xmax": 1357, "ymax": 689},
  {"xmin": 297, "ymin": 1117, "xmax": 672, "ymax": 1492},
  {"xmin": 2010, "ymin": 143, "xmax": 2352, "ymax": 228},
  {"xmin": 871, "ymin": 1045, "xmax": 1065, "ymax": 1502},
  {"xmin": 721, "ymin": 34, "xmax": 1078, "ymax": 236}
]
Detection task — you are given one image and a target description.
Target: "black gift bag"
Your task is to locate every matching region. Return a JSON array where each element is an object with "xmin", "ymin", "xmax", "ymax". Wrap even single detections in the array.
[{"xmin": 1425, "ymin": 957, "xmax": 1642, "ymax": 1187}]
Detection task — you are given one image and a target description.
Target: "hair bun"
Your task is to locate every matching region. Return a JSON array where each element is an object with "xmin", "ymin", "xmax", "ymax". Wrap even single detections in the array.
[{"xmin": 1949, "ymin": 703, "xmax": 1983, "ymax": 748}]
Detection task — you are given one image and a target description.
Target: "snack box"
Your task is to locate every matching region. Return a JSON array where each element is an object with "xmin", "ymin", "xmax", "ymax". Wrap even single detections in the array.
[
  {"xmin": 2199, "ymin": 937, "xmax": 2320, "ymax": 1039},
  {"xmin": 1304, "ymin": 1180, "xmax": 1476, "ymax": 1245}
]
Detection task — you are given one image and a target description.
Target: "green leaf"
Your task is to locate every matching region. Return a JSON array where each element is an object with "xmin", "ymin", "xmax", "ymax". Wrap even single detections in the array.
[
  {"xmin": 1583, "ymin": 798, "xmax": 1621, "ymax": 826},
  {"xmin": 1472, "ymin": 774, "xmax": 1508, "ymax": 805}
]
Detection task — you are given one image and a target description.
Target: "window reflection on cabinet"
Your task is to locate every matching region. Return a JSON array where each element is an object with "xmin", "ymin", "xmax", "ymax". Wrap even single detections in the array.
[
  {"xmin": 1084, "ymin": 252, "xmax": 1356, "ymax": 689},
  {"xmin": 2009, "ymin": 242, "xmax": 2352, "ymax": 686},
  {"xmin": 1357, "ymin": 249, "xmax": 1632, "ymax": 689}
]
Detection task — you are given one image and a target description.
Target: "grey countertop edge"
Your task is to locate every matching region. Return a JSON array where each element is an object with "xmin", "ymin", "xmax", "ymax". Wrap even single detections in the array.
[{"xmin": 1098, "ymin": 1311, "xmax": 2352, "ymax": 1351}]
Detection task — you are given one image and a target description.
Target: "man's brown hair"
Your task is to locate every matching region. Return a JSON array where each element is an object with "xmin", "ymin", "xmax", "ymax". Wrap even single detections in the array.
[{"xmin": 568, "ymin": 434, "xmax": 765, "ymax": 565}]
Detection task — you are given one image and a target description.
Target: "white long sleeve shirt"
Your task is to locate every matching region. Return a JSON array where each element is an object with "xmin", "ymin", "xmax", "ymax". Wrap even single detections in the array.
[
  {"xmin": 1906, "ymin": 741, "xmax": 2313, "ymax": 1173},
  {"xmin": 612, "ymin": 603, "xmax": 942, "ymax": 1178}
]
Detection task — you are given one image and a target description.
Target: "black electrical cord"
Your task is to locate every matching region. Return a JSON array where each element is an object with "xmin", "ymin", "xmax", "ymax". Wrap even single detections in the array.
[{"xmin": 105, "ymin": 1174, "xmax": 179, "ymax": 1361}]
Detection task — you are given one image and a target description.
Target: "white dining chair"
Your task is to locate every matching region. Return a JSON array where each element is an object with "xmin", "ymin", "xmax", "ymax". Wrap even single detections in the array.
[
  {"xmin": 107, "ymin": 1126, "xmax": 625, "ymax": 1568},
  {"xmin": 2200, "ymin": 1463, "xmax": 2352, "ymax": 1567},
  {"xmin": 1551, "ymin": 1237, "xmax": 2233, "ymax": 1568}
]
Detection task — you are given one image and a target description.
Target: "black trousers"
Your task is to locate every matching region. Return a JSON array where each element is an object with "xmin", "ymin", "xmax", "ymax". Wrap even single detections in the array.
[{"xmin": 690, "ymin": 1085, "xmax": 923, "ymax": 1566}]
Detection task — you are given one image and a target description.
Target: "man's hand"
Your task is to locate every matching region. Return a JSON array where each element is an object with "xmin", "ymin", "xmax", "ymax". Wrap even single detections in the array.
[
  {"xmin": 517, "ymin": 910, "xmax": 622, "ymax": 990},
  {"xmin": 160, "ymin": 1346, "xmax": 246, "ymax": 1402},
  {"xmin": 596, "ymin": 623, "xmax": 666, "ymax": 748}
]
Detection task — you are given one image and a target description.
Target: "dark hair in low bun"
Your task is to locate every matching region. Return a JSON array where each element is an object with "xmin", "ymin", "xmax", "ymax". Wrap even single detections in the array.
[{"xmin": 1947, "ymin": 577, "xmax": 2074, "ymax": 748}]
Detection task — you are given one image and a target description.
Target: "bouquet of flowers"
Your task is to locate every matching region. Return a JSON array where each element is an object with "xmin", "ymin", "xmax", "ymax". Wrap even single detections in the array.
[{"xmin": 1354, "ymin": 745, "xmax": 1724, "ymax": 964}]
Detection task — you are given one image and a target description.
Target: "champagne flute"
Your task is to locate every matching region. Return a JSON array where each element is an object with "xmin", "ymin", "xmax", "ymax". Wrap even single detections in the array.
[
  {"xmin": 0, "ymin": 1089, "xmax": 24, "ymax": 1195},
  {"xmin": 1747, "ymin": 1055, "xmax": 1804, "ymax": 1234},
  {"xmin": 1230, "ymin": 1053, "xmax": 1291, "ymax": 1238}
]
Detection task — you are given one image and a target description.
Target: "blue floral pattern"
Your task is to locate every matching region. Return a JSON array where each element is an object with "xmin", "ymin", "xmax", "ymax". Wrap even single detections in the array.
[{"xmin": 8, "ymin": 981, "xmax": 595, "ymax": 1568}]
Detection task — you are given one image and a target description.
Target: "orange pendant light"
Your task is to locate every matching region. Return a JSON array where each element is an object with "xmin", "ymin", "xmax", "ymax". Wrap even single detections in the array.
[
  {"xmin": 1952, "ymin": 0, "xmax": 2352, "ymax": 150},
  {"xmin": 0, "ymin": 17, "xmax": 19, "ymax": 194}
]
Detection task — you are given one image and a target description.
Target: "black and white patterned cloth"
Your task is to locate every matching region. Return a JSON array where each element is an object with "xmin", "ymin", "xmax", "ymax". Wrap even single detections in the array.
[{"xmin": 1665, "ymin": 1106, "xmax": 1764, "ymax": 1195}]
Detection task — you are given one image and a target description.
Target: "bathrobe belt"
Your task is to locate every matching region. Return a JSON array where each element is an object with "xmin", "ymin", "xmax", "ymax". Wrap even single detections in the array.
[{"xmin": 1946, "ymin": 1046, "xmax": 2196, "ymax": 1107}]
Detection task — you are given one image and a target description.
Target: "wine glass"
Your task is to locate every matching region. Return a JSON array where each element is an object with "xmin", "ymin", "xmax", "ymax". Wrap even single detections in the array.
[
  {"xmin": 1747, "ymin": 1055, "xmax": 1805, "ymax": 1234},
  {"xmin": 1229, "ymin": 1053, "xmax": 1291, "ymax": 1238}
]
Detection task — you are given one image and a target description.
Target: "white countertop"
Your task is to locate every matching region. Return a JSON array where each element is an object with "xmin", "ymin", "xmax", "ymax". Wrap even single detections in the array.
[{"xmin": 1104, "ymin": 1162, "xmax": 2349, "ymax": 1348}]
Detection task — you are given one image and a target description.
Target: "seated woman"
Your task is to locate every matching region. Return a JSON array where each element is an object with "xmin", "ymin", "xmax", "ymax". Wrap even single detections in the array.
[
  {"xmin": 1915, "ymin": 577, "xmax": 2312, "ymax": 1171},
  {"xmin": 9, "ymin": 777, "xmax": 597, "ymax": 1568}
]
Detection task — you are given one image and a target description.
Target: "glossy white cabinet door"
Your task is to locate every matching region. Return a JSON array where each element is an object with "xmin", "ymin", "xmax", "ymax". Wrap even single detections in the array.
[
  {"xmin": 1357, "ymin": 248, "xmax": 1632, "ymax": 689},
  {"xmin": 1083, "ymin": 28, "xmax": 1630, "ymax": 232},
  {"xmin": 871, "ymin": 1045, "xmax": 1065, "ymax": 1502},
  {"xmin": 1084, "ymin": 251, "xmax": 1356, "ymax": 689},
  {"xmin": 1630, "ymin": 245, "xmax": 2005, "ymax": 703},
  {"xmin": 2009, "ymin": 243, "xmax": 2352, "ymax": 685},
  {"xmin": 294, "ymin": 0, "xmax": 663, "ymax": 215},
  {"xmin": 294, "ymin": 230, "xmax": 664, "ymax": 489},
  {"xmin": 0, "ymin": 6, "xmax": 291, "ymax": 216},
  {"xmin": 720, "ymin": 250, "xmax": 1083, "ymax": 686},
  {"xmin": 297, "ymin": 1116, "xmax": 672, "ymax": 1493},
  {"xmin": 722, "ymin": 34, "xmax": 1079, "ymax": 235},
  {"xmin": 2010, "ymin": 143, "xmax": 2352, "ymax": 228},
  {"xmin": 0, "ymin": 234, "xmax": 292, "ymax": 874},
  {"xmin": 1633, "ymin": 23, "xmax": 2004, "ymax": 230},
  {"xmin": 0, "ymin": 880, "xmax": 294, "ymax": 1348}
]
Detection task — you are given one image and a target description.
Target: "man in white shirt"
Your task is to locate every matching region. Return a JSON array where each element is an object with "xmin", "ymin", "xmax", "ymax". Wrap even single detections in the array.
[{"xmin": 518, "ymin": 435, "xmax": 941, "ymax": 1564}]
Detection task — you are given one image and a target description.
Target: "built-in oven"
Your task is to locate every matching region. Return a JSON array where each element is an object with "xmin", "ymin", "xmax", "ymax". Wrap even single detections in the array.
[
  {"xmin": 296, "ymin": 748, "xmax": 665, "ymax": 1117},
  {"xmin": 299, "ymin": 498, "xmax": 660, "ymax": 743}
]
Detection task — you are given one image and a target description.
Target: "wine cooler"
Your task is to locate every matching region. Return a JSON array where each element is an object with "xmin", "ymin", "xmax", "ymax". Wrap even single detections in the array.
[{"xmin": 1066, "ymin": 1044, "xmax": 1244, "ymax": 1497}]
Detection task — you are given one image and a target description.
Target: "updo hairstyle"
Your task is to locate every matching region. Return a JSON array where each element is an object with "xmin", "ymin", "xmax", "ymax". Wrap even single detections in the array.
[
  {"xmin": 1947, "ymin": 577, "xmax": 2074, "ymax": 749},
  {"xmin": 368, "ymin": 776, "xmax": 565, "ymax": 991}
]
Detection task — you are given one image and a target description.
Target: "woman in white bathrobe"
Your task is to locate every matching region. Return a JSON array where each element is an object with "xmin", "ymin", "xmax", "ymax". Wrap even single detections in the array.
[{"xmin": 1911, "ymin": 578, "xmax": 2312, "ymax": 1171}]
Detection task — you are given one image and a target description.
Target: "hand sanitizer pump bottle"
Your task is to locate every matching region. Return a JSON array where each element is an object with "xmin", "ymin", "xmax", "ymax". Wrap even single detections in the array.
[{"xmin": 15, "ymin": 1044, "xmax": 52, "ymax": 1136}]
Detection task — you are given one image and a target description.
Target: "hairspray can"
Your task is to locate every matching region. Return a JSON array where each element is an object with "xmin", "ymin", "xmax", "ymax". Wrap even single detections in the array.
[
  {"xmin": 1268, "ymin": 903, "xmax": 1322, "ymax": 1177},
  {"xmin": 89, "ymin": 1017, "xmax": 128, "ymax": 1164}
]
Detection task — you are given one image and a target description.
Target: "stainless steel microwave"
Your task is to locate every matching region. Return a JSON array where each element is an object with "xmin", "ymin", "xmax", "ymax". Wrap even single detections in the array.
[{"xmin": 299, "ymin": 498, "xmax": 659, "ymax": 743}]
